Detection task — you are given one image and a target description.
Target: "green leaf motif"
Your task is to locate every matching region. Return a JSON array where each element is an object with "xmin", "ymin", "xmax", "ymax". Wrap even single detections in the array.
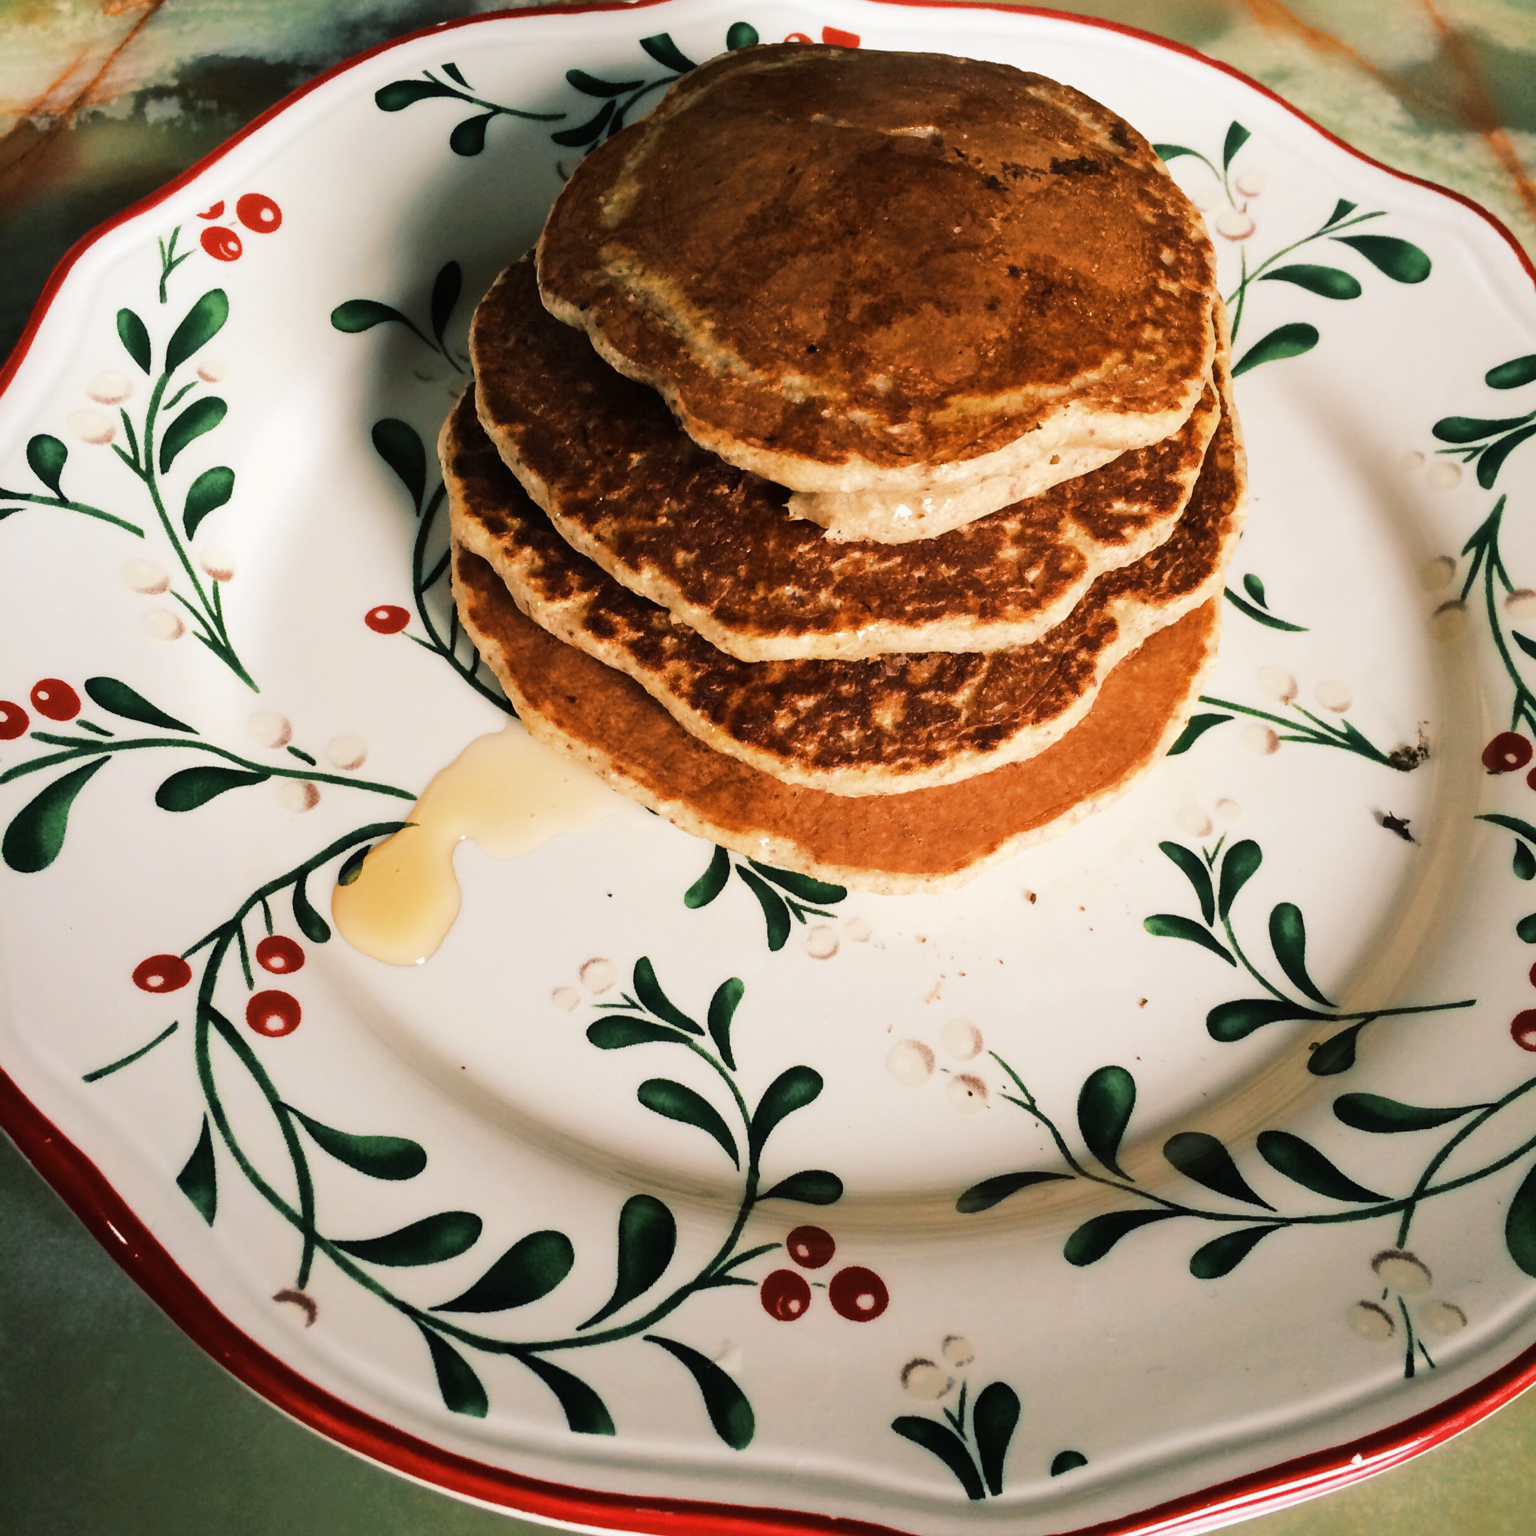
[
  {"xmin": 1144, "ymin": 914, "xmax": 1235, "ymax": 965},
  {"xmin": 956, "ymin": 1170, "xmax": 1070, "ymax": 1214},
  {"xmin": 1167, "ymin": 712, "xmax": 1231, "ymax": 755},
  {"xmin": 633, "ymin": 957, "xmax": 700, "ymax": 1033},
  {"xmin": 338, "ymin": 845, "xmax": 369, "ymax": 886},
  {"xmin": 707, "ymin": 976, "xmax": 743, "ymax": 1069},
  {"xmin": 165, "ymin": 289, "xmax": 229, "ymax": 374},
  {"xmin": 551, "ymin": 102, "xmax": 615, "ymax": 147},
  {"xmin": 450, "ymin": 112, "xmax": 495, "ymax": 156},
  {"xmin": 289, "ymin": 1107, "xmax": 426, "ymax": 1179},
  {"xmin": 330, "ymin": 299, "xmax": 412, "ymax": 333},
  {"xmin": 335, "ymin": 1211, "xmax": 482, "ymax": 1266},
  {"xmin": 1077, "ymin": 1065, "xmax": 1136, "ymax": 1179},
  {"xmin": 1308, "ymin": 1021, "xmax": 1367, "ymax": 1076},
  {"xmin": 1332, "ymin": 1093, "xmax": 1477, "ymax": 1133},
  {"xmin": 726, "ymin": 21, "xmax": 759, "ymax": 48},
  {"xmin": 587, "ymin": 1017, "xmax": 691, "ymax": 1050},
  {"xmin": 182, "ymin": 465, "xmax": 234, "ymax": 538},
  {"xmin": 639, "ymin": 33, "xmax": 696, "ymax": 73},
  {"xmin": 377, "ymin": 79, "xmax": 463, "ymax": 111},
  {"xmin": 430, "ymin": 261, "xmax": 462, "ymax": 345},
  {"xmin": 442, "ymin": 63, "xmax": 469, "ymax": 88},
  {"xmin": 646, "ymin": 1335, "xmax": 753, "ymax": 1449},
  {"xmin": 1224, "ymin": 587, "xmax": 1308, "ymax": 630},
  {"xmin": 1256, "ymin": 1130, "xmax": 1385, "ymax": 1202},
  {"xmin": 117, "ymin": 308, "xmax": 152, "ymax": 373},
  {"xmin": 372, "ymin": 418, "xmax": 426, "ymax": 509},
  {"xmin": 892, "ymin": 1416, "xmax": 984, "ymax": 1500},
  {"xmin": 177, "ymin": 1114, "xmax": 218, "ymax": 1224},
  {"xmin": 1051, "ymin": 1450, "xmax": 1088, "ymax": 1476},
  {"xmin": 760, "ymin": 1169, "xmax": 843, "ymax": 1204},
  {"xmin": 292, "ymin": 873, "xmax": 332, "ymax": 944},
  {"xmin": 1513, "ymin": 630, "xmax": 1536, "ymax": 663},
  {"xmin": 1324, "ymin": 198, "xmax": 1357, "ymax": 227},
  {"xmin": 3, "ymin": 758, "xmax": 110, "ymax": 871},
  {"xmin": 737, "ymin": 865, "xmax": 790, "ymax": 949},
  {"xmin": 1163, "ymin": 1131, "xmax": 1273, "ymax": 1208},
  {"xmin": 750, "ymin": 1066, "xmax": 822, "ymax": 1156},
  {"xmin": 1332, "ymin": 233, "xmax": 1430, "ymax": 283},
  {"xmin": 1064, "ymin": 1210, "xmax": 1176, "ymax": 1266},
  {"xmin": 433, "ymin": 1229, "xmax": 574, "ymax": 1313},
  {"xmin": 684, "ymin": 845, "xmax": 729, "ymax": 908},
  {"xmin": 158, "ymin": 396, "xmax": 227, "ymax": 474},
  {"xmin": 415, "ymin": 1323, "xmax": 487, "ymax": 1417},
  {"xmin": 1208, "ymin": 997, "xmax": 1327, "ymax": 1042},
  {"xmin": 519, "ymin": 1353, "xmax": 614, "ymax": 1435},
  {"xmin": 973, "ymin": 1381, "xmax": 1020, "ymax": 1496},
  {"xmin": 83, "ymin": 676, "xmax": 193, "ymax": 732},
  {"xmin": 1518, "ymin": 912, "xmax": 1536, "ymax": 944},
  {"xmin": 1222, "ymin": 121, "xmax": 1250, "ymax": 170},
  {"xmin": 748, "ymin": 860, "xmax": 847, "ymax": 904},
  {"xmin": 1159, "ymin": 843, "xmax": 1214, "ymax": 920},
  {"xmin": 1259, "ymin": 264, "xmax": 1361, "ymax": 300},
  {"xmin": 1242, "ymin": 572, "xmax": 1267, "ymax": 607},
  {"xmin": 1479, "ymin": 425, "xmax": 1536, "ymax": 489},
  {"xmin": 1505, "ymin": 1159, "xmax": 1536, "ymax": 1277},
  {"xmin": 1432, "ymin": 412, "xmax": 1532, "ymax": 444},
  {"xmin": 1488, "ymin": 354, "xmax": 1536, "ymax": 390},
  {"xmin": 579, "ymin": 1194, "xmax": 675, "ymax": 1330},
  {"xmin": 1189, "ymin": 1224, "xmax": 1279, "ymax": 1279},
  {"xmin": 567, "ymin": 68, "xmax": 643, "ymax": 97},
  {"xmin": 1268, "ymin": 902, "xmax": 1333, "ymax": 1005},
  {"xmin": 637, "ymin": 1078, "xmax": 739, "ymax": 1167},
  {"xmin": 1232, "ymin": 323, "xmax": 1319, "ymax": 377},
  {"xmin": 1517, "ymin": 841, "xmax": 1536, "ymax": 881},
  {"xmin": 26, "ymin": 434, "xmax": 66, "ymax": 497},
  {"xmin": 1217, "ymin": 839, "xmax": 1261, "ymax": 919},
  {"xmin": 155, "ymin": 765, "xmax": 268, "ymax": 812}
]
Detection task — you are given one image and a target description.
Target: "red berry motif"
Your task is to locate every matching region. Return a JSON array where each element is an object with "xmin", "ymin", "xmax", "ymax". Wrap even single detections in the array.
[
  {"xmin": 256, "ymin": 935, "xmax": 305, "ymax": 974},
  {"xmin": 0, "ymin": 700, "xmax": 27, "ymax": 739},
  {"xmin": 30, "ymin": 678, "xmax": 80, "ymax": 721},
  {"xmin": 1483, "ymin": 732, "xmax": 1533, "ymax": 773},
  {"xmin": 1514, "ymin": 1011, "xmax": 1536, "ymax": 1051},
  {"xmin": 365, "ymin": 604, "xmax": 410, "ymax": 634},
  {"xmin": 786, "ymin": 1224, "xmax": 835, "ymax": 1269},
  {"xmin": 759, "ymin": 1268, "xmax": 812, "ymax": 1320},
  {"xmin": 236, "ymin": 193, "xmax": 282, "ymax": 233},
  {"xmin": 247, "ymin": 989, "xmax": 301, "ymax": 1037},
  {"xmin": 201, "ymin": 226, "xmax": 242, "ymax": 262},
  {"xmin": 133, "ymin": 954, "xmax": 192, "ymax": 993},
  {"xmin": 198, "ymin": 201, "xmax": 226, "ymax": 219},
  {"xmin": 829, "ymin": 1265, "xmax": 889, "ymax": 1321}
]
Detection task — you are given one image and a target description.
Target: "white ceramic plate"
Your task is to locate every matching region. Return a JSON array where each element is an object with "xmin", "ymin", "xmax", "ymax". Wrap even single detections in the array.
[{"xmin": 4, "ymin": 3, "xmax": 1536, "ymax": 1532}]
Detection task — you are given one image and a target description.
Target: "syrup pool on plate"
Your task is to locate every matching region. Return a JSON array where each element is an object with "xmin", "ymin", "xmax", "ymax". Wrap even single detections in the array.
[{"xmin": 332, "ymin": 723, "xmax": 624, "ymax": 965}]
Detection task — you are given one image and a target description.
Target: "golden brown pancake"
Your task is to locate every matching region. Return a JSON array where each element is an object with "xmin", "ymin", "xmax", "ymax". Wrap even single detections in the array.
[
  {"xmin": 453, "ymin": 548, "xmax": 1221, "ymax": 892},
  {"xmin": 473, "ymin": 257, "xmax": 1222, "ymax": 661},
  {"xmin": 536, "ymin": 43, "xmax": 1217, "ymax": 540},
  {"xmin": 444, "ymin": 364, "xmax": 1244, "ymax": 797}
]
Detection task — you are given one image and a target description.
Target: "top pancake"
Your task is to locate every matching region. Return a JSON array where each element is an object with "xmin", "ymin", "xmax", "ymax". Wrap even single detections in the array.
[
  {"xmin": 537, "ymin": 43, "xmax": 1217, "ymax": 539},
  {"xmin": 474, "ymin": 257, "xmax": 1221, "ymax": 662}
]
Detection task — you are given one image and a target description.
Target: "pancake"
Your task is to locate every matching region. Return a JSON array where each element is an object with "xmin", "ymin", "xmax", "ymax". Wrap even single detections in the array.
[
  {"xmin": 453, "ymin": 547, "xmax": 1222, "ymax": 893},
  {"xmin": 473, "ymin": 257, "xmax": 1223, "ymax": 662},
  {"xmin": 444, "ymin": 363, "xmax": 1245, "ymax": 797},
  {"xmin": 536, "ymin": 43, "xmax": 1217, "ymax": 541}
]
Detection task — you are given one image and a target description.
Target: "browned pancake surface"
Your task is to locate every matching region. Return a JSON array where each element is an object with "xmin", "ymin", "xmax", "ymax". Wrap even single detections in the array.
[
  {"xmin": 474, "ymin": 258, "xmax": 1220, "ymax": 661},
  {"xmin": 453, "ymin": 548, "xmax": 1221, "ymax": 891},
  {"xmin": 537, "ymin": 44, "xmax": 1216, "ymax": 492},
  {"xmin": 445, "ymin": 377, "xmax": 1243, "ymax": 795}
]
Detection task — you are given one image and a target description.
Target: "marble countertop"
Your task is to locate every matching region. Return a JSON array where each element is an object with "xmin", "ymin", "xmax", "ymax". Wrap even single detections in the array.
[{"xmin": 2, "ymin": 2, "xmax": 1534, "ymax": 1533}]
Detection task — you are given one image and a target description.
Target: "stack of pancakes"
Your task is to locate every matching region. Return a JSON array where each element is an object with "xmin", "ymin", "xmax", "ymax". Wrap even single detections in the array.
[{"xmin": 447, "ymin": 44, "xmax": 1245, "ymax": 893}]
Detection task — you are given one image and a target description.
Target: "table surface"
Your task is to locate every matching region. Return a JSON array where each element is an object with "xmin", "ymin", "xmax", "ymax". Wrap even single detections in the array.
[{"xmin": 2, "ymin": 1, "xmax": 1535, "ymax": 1532}]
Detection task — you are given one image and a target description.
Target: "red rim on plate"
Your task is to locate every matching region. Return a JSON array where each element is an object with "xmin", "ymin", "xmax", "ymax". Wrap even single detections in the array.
[{"xmin": 2, "ymin": 5, "xmax": 1533, "ymax": 1532}]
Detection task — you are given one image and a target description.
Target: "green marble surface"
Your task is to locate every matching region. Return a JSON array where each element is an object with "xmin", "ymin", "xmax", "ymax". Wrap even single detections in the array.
[{"xmin": 2, "ymin": 2, "xmax": 1535, "ymax": 1532}]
